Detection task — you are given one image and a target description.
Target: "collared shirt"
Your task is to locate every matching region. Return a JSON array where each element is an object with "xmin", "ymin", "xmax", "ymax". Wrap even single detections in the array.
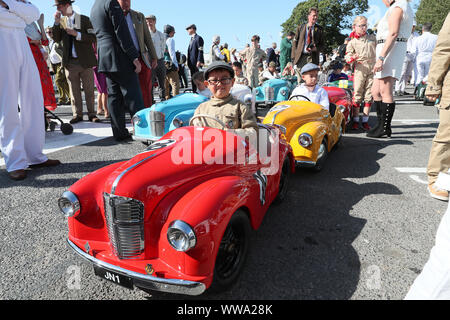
[
  {"xmin": 303, "ymin": 23, "xmax": 315, "ymax": 54},
  {"xmin": 67, "ymin": 13, "xmax": 81, "ymax": 58},
  {"xmin": 166, "ymin": 37, "xmax": 178, "ymax": 68},
  {"xmin": 290, "ymin": 84, "xmax": 330, "ymax": 110},
  {"xmin": 150, "ymin": 28, "xmax": 165, "ymax": 59},
  {"xmin": 124, "ymin": 12, "xmax": 140, "ymax": 53}
]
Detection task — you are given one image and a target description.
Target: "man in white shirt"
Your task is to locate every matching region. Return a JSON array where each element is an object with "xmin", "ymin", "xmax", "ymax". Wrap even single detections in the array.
[
  {"xmin": 164, "ymin": 24, "xmax": 179, "ymax": 100},
  {"xmin": 0, "ymin": 0, "xmax": 60, "ymax": 180},
  {"xmin": 414, "ymin": 22, "xmax": 438, "ymax": 86},
  {"xmin": 146, "ymin": 14, "xmax": 166, "ymax": 101},
  {"xmin": 290, "ymin": 63, "xmax": 329, "ymax": 110},
  {"xmin": 395, "ymin": 21, "xmax": 419, "ymax": 95}
]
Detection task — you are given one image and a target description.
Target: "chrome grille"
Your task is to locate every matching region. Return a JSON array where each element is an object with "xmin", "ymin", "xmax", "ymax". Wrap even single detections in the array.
[
  {"xmin": 265, "ymin": 87, "xmax": 275, "ymax": 101},
  {"xmin": 150, "ymin": 111, "xmax": 165, "ymax": 137},
  {"xmin": 104, "ymin": 193, "xmax": 145, "ymax": 259}
]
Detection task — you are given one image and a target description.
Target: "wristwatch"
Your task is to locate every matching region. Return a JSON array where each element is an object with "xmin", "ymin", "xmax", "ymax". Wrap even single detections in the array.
[{"xmin": 378, "ymin": 56, "xmax": 385, "ymax": 62}]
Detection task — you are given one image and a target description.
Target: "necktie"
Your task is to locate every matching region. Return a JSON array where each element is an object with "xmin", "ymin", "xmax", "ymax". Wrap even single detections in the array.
[{"xmin": 307, "ymin": 26, "xmax": 312, "ymax": 46}]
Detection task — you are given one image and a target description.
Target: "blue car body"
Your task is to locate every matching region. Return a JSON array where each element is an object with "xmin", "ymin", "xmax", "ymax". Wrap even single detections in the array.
[
  {"xmin": 254, "ymin": 78, "xmax": 296, "ymax": 106},
  {"xmin": 132, "ymin": 93, "xmax": 209, "ymax": 144}
]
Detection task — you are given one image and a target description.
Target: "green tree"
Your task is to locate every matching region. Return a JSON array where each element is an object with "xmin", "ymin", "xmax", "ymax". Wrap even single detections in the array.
[
  {"xmin": 281, "ymin": 0, "xmax": 369, "ymax": 54},
  {"xmin": 415, "ymin": 0, "xmax": 450, "ymax": 34}
]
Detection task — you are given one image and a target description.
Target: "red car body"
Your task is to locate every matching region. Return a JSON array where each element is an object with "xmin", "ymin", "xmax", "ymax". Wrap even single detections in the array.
[
  {"xmin": 323, "ymin": 86, "xmax": 353, "ymax": 127},
  {"xmin": 62, "ymin": 126, "xmax": 294, "ymax": 295}
]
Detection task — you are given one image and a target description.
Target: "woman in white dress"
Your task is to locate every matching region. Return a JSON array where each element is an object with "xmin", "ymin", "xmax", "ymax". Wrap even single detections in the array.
[
  {"xmin": 367, "ymin": 0, "xmax": 414, "ymax": 138},
  {"xmin": 0, "ymin": 0, "xmax": 60, "ymax": 180}
]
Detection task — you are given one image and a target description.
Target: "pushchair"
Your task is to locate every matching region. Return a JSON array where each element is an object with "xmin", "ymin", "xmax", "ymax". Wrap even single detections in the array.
[{"xmin": 44, "ymin": 106, "xmax": 73, "ymax": 135}]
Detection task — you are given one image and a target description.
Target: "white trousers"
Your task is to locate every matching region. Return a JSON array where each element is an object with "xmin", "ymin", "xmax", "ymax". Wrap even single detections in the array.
[
  {"xmin": 415, "ymin": 57, "xmax": 432, "ymax": 86},
  {"xmin": 395, "ymin": 58, "xmax": 415, "ymax": 92},
  {"xmin": 0, "ymin": 27, "xmax": 47, "ymax": 172},
  {"xmin": 405, "ymin": 173, "xmax": 450, "ymax": 300}
]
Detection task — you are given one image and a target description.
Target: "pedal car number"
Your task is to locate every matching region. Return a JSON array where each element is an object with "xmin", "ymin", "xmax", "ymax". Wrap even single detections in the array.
[{"xmin": 94, "ymin": 265, "xmax": 134, "ymax": 289}]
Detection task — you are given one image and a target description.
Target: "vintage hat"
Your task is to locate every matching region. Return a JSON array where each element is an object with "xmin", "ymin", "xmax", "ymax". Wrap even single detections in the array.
[
  {"xmin": 186, "ymin": 24, "xmax": 196, "ymax": 30},
  {"xmin": 164, "ymin": 25, "xmax": 175, "ymax": 35},
  {"xmin": 53, "ymin": 0, "xmax": 74, "ymax": 6},
  {"xmin": 146, "ymin": 14, "xmax": 156, "ymax": 20},
  {"xmin": 269, "ymin": 61, "xmax": 277, "ymax": 68},
  {"xmin": 204, "ymin": 61, "xmax": 235, "ymax": 79},
  {"xmin": 300, "ymin": 63, "xmax": 320, "ymax": 75}
]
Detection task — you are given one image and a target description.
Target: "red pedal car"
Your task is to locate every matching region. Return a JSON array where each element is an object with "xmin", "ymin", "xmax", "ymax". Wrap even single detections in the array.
[
  {"xmin": 59, "ymin": 123, "xmax": 294, "ymax": 295},
  {"xmin": 323, "ymin": 85, "xmax": 353, "ymax": 129}
]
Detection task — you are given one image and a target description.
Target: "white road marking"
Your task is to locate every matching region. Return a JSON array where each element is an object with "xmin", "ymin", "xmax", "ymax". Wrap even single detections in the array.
[
  {"xmin": 0, "ymin": 121, "xmax": 132, "ymax": 168},
  {"xmin": 395, "ymin": 168, "xmax": 429, "ymax": 185}
]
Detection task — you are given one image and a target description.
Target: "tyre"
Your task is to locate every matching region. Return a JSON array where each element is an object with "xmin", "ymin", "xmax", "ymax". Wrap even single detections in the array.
[
  {"xmin": 313, "ymin": 138, "xmax": 328, "ymax": 172},
  {"xmin": 209, "ymin": 210, "xmax": 251, "ymax": 293},
  {"xmin": 60, "ymin": 123, "xmax": 73, "ymax": 135},
  {"xmin": 273, "ymin": 157, "xmax": 291, "ymax": 204}
]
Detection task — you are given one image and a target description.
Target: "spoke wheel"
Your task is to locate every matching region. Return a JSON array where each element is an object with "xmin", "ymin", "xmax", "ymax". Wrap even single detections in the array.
[{"xmin": 210, "ymin": 210, "xmax": 251, "ymax": 293}]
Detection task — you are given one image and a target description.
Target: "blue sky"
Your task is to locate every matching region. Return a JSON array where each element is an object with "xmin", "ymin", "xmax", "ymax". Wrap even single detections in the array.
[{"xmin": 34, "ymin": 0, "xmax": 420, "ymax": 53}]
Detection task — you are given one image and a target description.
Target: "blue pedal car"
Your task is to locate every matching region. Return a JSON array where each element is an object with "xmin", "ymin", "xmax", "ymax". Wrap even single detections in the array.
[
  {"xmin": 253, "ymin": 78, "xmax": 296, "ymax": 108},
  {"xmin": 132, "ymin": 86, "xmax": 253, "ymax": 145}
]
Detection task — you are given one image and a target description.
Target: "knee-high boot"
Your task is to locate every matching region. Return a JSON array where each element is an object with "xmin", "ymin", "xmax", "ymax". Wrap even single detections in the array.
[
  {"xmin": 366, "ymin": 102, "xmax": 395, "ymax": 138},
  {"xmin": 367, "ymin": 100, "xmax": 382, "ymax": 134}
]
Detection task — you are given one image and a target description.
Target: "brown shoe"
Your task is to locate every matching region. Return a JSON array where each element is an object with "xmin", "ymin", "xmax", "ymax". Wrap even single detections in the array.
[
  {"xmin": 29, "ymin": 159, "xmax": 61, "ymax": 169},
  {"xmin": 8, "ymin": 169, "xmax": 27, "ymax": 181},
  {"xmin": 428, "ymin": 183, "xmax": 449, "ymax": 202},
  {"xmin": 89, "ymin": 116, "xmax": 101, "ymax": 123},
  {"xmin": 69, "ymin": 116, "xmax": 83, "ymax": 124}
]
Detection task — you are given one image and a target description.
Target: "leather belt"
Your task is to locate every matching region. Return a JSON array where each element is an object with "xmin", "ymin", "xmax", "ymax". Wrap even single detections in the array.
[{"xmin": 377, "ymin": 38, "xmax": 408, "ymax": 44}]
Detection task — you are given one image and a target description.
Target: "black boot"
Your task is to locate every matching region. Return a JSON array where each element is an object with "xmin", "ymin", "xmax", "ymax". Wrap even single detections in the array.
[
  {"xmin": 366, "ymin": 102, "xmax": 395, "ymax": 138},
  {"xmin": 367, "ymin": 100, "xmax": 382, "ymax": 134}
]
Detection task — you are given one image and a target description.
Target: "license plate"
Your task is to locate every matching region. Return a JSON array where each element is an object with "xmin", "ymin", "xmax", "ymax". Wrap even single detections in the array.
[{"xmin": 93, "ymin": 265, "xmax": 134, "ymax": 290}]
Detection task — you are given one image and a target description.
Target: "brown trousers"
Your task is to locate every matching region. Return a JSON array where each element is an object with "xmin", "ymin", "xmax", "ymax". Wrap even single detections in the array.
[
  {"xmin": 427, "ymin": 106, "xmax": 450, "ymax": 184},
  {"xmin": 65, "ymin": 59, "xmax": 96, "ymax": 118},
  {"xmin": 165, "ymin": 70, "xmax": 180, "ymax": 100}
]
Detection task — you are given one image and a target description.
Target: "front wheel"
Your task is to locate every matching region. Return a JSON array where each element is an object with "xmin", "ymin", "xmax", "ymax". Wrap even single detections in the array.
[
  {"xmin": 313, "ymin": 138, "xmax": 328, "ymax": 172},
  {"xmin": 209, "ymin": 210, "xmax": 251, "ymax": 293}
]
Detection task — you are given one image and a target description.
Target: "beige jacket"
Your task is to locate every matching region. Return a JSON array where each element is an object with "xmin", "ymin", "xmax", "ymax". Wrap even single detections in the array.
[
  {"xmin": 241, "ymin": 46, "xmax": 267, "ymax": 69},
  {"xmin": 193, "ymin": 95, "xmax": 258, "ymax": 135},
  {"xmin": 345, "ymin": 34, "xmax": 377, "ymax": 65},
  {"xmin": 426, "ymin": 12, "xmax": 450, "ymax": 109},
  {"xmin": 129, "ymin": 10, "xmax": 157, "ymax": 69}
]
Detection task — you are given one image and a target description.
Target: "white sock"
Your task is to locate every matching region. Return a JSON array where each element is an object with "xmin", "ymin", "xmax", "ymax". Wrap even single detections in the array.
[{"xmin": 362, "ymin": 116, "xmax": 369, "ymax": 123}]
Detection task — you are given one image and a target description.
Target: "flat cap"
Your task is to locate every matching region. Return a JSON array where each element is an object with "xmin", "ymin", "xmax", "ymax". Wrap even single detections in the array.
[
  {"xmin": 204, "ymin": 61, "xmax": 235, "ymax": 79},
  {"xmin": 300, "ymin": 63, "xmax": 320, "ymax": 75},
  {"xmin": 186, "ymin": 24, "xmax": 197, "ymax": 30},
  {"xmin": 146, "ymin": 14, "xmax": 156, "ymax": 20}
]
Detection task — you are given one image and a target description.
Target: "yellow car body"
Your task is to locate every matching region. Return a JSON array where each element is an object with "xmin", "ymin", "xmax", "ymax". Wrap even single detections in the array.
[{"xmin": 262, "ymin": 101, "xmax": 345, "ymax": 171}]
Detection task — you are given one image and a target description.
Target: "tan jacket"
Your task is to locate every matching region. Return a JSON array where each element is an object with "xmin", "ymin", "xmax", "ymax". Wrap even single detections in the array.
[
  {"xmin": 129, "ymin": 9, "xmax": 157, "ymax": 69},
  {"xmin": 240, "ymin": 46, "xmax": 267, "ymax": 69},
  {"xmin": 426, "ymin": 12, "xmax": 450, "ymax": 109},
  {"xmin": 193, "ymin": 95, "xmax": 258, "ymax": 135},
  {"xmin": 345, "ymin": 34, "xmax": 377, "ymax": 65}
]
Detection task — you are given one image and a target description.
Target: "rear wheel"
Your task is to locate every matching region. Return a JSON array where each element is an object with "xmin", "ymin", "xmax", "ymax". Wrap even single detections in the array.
[
  {"xmin": 273, "ymin": 157, "xmax": 291, "ymax": 204},
  {"xmin": 210, "ymin": 210, "xmax": 251, "ymax": 293}
]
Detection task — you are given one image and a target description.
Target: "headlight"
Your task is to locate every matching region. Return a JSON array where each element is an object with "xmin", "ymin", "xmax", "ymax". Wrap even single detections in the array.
[
  {"xmin": 338, "ymin": 105, "xmax": 346, "ymax": 113},
  {"xmin": 298, "ymin": 133, "xmax": 313, "ymax": 147},
  {"xmin": 280, "ymin": 89, "xmax": 287, "ymax": 96},
  {"xmin": 172, "ymin": 117, "xmax": 183, "ymax": 128},
  {"xmin": 132, "ymin": 115, "xmax": 142, "ymax": 127},
  {"xmin": 58, "ymin": 191, "xmax": 80, "ymax": 218},
  {"xmin": 167, "ymin": 220, "xmax": 196, "ymax": 252}
]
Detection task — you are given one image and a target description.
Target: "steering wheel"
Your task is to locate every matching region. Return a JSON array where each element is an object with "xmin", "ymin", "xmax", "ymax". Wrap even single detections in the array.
[
  {"xmin": 289, "ymin": 95, "xmax": 311, "ymax": 102},
  {"xmin": 189, "ymin": 114, "xmax": 227, "ymax": 129}
]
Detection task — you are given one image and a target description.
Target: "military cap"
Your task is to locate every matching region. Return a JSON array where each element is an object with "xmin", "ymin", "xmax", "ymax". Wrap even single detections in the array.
[
  {"xmin": 204, "ymin": 61, "xmax": 235, "ymax": 80},
  {"xmin": 300, "ymin": 63, "xmax": 320, "ymax": 75}
]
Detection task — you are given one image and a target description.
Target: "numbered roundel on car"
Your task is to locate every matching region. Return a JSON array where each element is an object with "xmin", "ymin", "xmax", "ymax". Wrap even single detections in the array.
[{"xmin": 145, "ymin": 139, "xmax": 177, "ymax": 151}]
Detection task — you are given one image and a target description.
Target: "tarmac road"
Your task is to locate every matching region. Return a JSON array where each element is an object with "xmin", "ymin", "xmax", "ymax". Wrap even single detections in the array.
[{"xmin": 0, "ymin": 89, "xmax": 446, "ymax": 300}]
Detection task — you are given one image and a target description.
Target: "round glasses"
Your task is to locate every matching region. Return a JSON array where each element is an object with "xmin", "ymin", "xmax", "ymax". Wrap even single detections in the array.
[{"xmin": 207, "ymin": 78, "xmax": 233, "ymax": 86}]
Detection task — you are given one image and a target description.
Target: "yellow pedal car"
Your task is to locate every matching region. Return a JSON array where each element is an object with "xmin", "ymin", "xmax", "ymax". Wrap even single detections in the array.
[{"xmin": 262, "ymin": 96, "xmax": 345, "ymax": 171}]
